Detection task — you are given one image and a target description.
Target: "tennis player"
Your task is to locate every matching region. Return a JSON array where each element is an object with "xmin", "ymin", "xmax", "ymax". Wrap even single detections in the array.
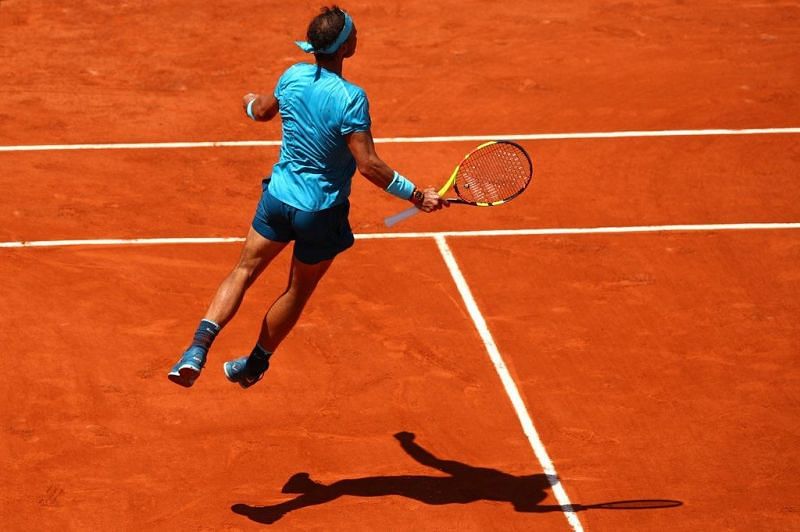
[{"xmin": 168, "ymin": 5, "xmax": 447, "ymax": 388}]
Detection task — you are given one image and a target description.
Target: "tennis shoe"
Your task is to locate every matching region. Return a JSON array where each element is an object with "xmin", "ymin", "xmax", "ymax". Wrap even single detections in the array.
[
  {"xmin": 167, "ymin": 346, "xmax": 206, "ymax": 387},
  {"xmin": 223, "ymin": 354, "xmax": 269, "ymax": 389}
]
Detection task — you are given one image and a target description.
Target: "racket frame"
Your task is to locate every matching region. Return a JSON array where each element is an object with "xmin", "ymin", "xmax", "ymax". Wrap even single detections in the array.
[{"xmin": 383, "ymin": 140, "xmax": 532, "ymax": 227}]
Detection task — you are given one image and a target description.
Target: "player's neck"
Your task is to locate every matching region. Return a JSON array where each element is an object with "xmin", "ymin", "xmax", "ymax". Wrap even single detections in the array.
[{"xmin": 315, "ymin": 56, "xmax": 344, "ymax": 76}]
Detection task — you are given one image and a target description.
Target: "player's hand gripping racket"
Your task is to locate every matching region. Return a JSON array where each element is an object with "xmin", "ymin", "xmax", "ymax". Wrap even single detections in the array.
[{"xmin": 384, "ymin": 140, "xmax": 533, "ymax": 227}]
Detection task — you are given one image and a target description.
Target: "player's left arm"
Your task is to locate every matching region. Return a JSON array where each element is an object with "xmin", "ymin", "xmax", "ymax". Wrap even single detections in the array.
[{"xmin": 242, "ymin": 92, "xmax": 279, "ymax": 122}]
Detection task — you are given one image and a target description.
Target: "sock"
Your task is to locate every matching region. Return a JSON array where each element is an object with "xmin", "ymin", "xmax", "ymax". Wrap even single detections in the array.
[
  {"xmin": 190, "ymin": 319, "xmax": 221, "ymax": 352},
  {"xmin": 247, "ymin": 344, "xmax": 272, "ymax": 373},
  {"xmin": 250, "ymin": 343, "xmax": 271, "ymax": 360}
]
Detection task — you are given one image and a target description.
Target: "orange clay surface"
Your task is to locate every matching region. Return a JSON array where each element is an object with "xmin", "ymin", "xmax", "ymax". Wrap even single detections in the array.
[{"xmin": 1, "ymin": 1, "xmax": 799, "ymax": 530}]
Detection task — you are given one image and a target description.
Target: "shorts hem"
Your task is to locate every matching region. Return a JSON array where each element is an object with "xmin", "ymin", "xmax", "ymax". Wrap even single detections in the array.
[{"xmin": 251, "ymin": 220, "xmax": 290, "ymax": 243}]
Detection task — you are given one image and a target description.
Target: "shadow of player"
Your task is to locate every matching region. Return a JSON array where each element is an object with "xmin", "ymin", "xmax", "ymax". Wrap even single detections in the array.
[
  {"xmin": 232, "ymin": 431, "xmax": 682, "ymax": 524},
  {"xmin": 233, "ymin": 431, "xmax": 557, "ymax": 524}
]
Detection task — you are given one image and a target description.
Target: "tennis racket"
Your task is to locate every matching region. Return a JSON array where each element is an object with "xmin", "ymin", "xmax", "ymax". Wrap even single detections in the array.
[{"xmin": 384, "ymin": 140, "xmax": 533, "ymax": 227}]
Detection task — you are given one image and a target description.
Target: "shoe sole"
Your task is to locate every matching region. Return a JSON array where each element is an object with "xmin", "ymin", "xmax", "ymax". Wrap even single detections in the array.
[{"xmin": 168, "ymin": 364, "xmax": 201, "ymax": 387}]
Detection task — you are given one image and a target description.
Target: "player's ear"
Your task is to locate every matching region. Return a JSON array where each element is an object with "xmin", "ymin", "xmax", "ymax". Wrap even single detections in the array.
[{"xmin": 343, "ymin": 27, "xmax": 357, "ymax": 58}]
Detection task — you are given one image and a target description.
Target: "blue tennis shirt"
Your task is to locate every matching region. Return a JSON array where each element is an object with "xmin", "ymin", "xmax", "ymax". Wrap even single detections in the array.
[{"xmin": 269, "ymin": 62, "xmax": 371, "ymax": 212}]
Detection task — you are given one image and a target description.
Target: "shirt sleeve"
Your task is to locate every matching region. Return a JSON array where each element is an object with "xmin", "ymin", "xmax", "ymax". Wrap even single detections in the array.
[
  {"xmin": 273, "ymin": 71, "xmax": 286, "ymax": 101},
  {"xmin": 340, "ymin": 88, "xmax": 371, "ymax": 135},
  {"xmin": 274, "ymin": 64, "xmax": 298, "ymax": 101}
]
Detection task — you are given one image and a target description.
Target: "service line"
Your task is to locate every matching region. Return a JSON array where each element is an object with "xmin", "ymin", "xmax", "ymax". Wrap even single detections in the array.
[
  {"xmin": 1, "ymin": 127, "xmax": 799, "ymax": 152},
  {"xmin": 2, "ymin": 222, "xmax": 799, "ymax": 249}
]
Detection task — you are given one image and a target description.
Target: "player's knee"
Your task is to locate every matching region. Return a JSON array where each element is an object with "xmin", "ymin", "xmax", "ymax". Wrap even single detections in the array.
[
  {"xmin": 234, "ymin": 258, "xmax": 261, "ymax": 280},
  {"xmin": 287, "ymin": 282, "xmax": 318, "ymax": 302}
]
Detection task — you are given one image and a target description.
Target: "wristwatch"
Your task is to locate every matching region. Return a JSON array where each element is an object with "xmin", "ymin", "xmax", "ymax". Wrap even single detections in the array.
[{"xmin": 411, "ymin": 188, "xmax": 424, "ymax": 205}]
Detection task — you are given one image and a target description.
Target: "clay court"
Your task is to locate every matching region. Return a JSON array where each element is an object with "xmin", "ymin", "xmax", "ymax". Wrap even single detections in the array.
[{"xmin": 2, "ymin": 1, "xmax": 799, "ymax": 530}]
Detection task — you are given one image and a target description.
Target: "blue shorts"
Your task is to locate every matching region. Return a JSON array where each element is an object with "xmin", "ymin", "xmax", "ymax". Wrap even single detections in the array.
[{"xmin": 252, "ymin": 179, "xmax": 354, "ymax": 264}]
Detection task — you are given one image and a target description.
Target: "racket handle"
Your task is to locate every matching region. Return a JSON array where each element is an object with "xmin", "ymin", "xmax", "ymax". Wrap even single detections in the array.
[{"xmin": 384, "ymin": 205, "xmax": 421, "ymax": 227}]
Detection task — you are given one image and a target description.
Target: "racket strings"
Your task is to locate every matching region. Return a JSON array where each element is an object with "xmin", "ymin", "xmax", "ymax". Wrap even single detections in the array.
[{"xmin": 455, "ymin": 143, "xmax": 531, "ymax": 204}]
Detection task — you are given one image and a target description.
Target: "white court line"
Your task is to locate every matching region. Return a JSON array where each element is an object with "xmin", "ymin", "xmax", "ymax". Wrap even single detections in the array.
[
  {"xmin": 0, "ymin": 237, "xmax": 245, "ymax": 249},
  {"xmin": 0, "ymin": 140, "xmax": 282, "ymax": 152},
  {"xmin": 1, "ymin": 127, "xmax": 799, "ymax": 152},
  {"xmin": 355, "ymin": 222, "xmax": 800, "ymax": 240},
  {"xmin": 435, "ymin": 235, "xmax": 583, "ymax": 532},
  {"xmin": 1, "ymin": 222, "xmax": 798, "ymax": 249}
]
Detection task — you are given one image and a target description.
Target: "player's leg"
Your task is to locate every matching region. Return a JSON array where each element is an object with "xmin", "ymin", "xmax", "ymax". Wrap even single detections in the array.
[
  {"xmin": 169, "ymin": 180, "xmax": 292, "ymax": 388},
  {"xmin": 168, "ymin": 228, "xmax": 287, "ymax": 387},
  {"xmin": 223, "ymin": 255, "xmax": 333, "ymax": 388},
  {"xmin": 223, "ymin": 200, "xmax": 353, "ymax": 388},
  {"xmin": 259, "ymin": 255, "xmax": 333, "ymax": 351},
  {"xmin": 204, "ymin": 226, "xmax": 288, "ymax": 327}
]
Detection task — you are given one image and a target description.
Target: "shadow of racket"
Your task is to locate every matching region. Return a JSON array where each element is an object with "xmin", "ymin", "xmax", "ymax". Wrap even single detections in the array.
[{"xmin": 564, "ymin": 499, "xmax": 684, "ymax": 511}]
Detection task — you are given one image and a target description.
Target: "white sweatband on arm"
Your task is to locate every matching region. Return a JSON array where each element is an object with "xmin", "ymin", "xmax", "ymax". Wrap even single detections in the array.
[
  {"xmin": 385, "ymin": 171, "xmax": 415, "ymax": 200},
  {"xmin": 246, "ymin": 98, "xmax": 257, "ymax": 120}
]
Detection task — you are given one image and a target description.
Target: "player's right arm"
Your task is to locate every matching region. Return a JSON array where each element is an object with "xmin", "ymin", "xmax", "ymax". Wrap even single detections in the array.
[
  {"xmin": 242, "ymin": 92, "xmax": 279, "ymax": 122},
  {"xmin": 346, "ymin": 130, "xmax": 447, "ymax": 213}
]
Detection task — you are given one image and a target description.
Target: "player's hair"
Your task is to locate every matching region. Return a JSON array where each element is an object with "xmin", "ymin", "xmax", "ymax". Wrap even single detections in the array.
[{"xmin": 306, "ymin": 5, "xmax": 347, "ymax": 57}]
